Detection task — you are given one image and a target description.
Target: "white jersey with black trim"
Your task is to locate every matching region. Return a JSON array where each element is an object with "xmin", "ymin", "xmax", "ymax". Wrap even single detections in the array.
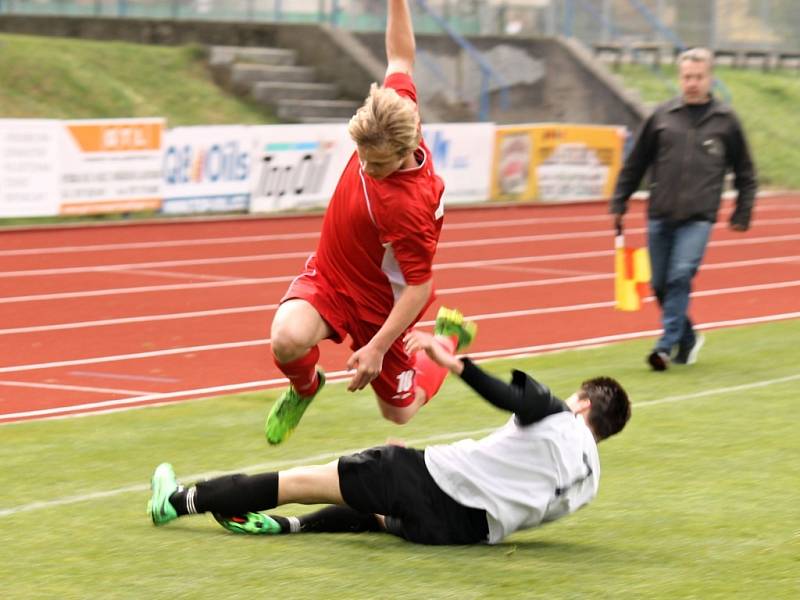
[{"xmin": 424, "ymin": 411, "xmax": 600, "ymax": 544}]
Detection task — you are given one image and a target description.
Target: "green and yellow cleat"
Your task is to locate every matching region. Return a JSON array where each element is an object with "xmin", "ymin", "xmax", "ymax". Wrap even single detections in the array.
[
  {"xmin": 434, "ymin": 307, "xmax": 477, "ymax": 352},
  {"xmin": 213, "ymin": 512, "xmax": 282, "ymax": 535},
  {"xmin": 265, "ymin": 370, "xmax": 326, "ymax": 445},
  {"xmin": 147, "ymin": 462, "xmax": 179, "ymax": 526}
]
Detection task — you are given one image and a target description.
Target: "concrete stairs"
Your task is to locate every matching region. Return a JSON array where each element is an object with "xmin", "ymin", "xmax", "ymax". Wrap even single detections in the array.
[{"xmin": 208, "ymin": 45, "xmax": 361, "ymax": 124}]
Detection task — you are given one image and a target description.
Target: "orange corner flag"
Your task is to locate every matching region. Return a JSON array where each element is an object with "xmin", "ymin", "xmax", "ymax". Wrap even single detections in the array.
[{"xmin": 615, "ymin": 234, "xmax": 651, "ymax": 311}]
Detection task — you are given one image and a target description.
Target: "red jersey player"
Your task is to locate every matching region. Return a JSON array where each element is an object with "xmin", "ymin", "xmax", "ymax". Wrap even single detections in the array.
[{"xmin": 265, "ymin": 0, "xmax": 476, "ymax": 444}]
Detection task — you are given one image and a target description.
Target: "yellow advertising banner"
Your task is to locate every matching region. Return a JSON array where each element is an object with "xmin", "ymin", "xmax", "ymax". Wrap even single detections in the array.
[{"xmin": 490, "ymin": 123, "xmax": 626, "ymax": 203}]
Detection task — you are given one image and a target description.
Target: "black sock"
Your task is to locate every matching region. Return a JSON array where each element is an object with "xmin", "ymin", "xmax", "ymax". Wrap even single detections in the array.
[
  {"xmin": 170, "ymin": 472, "xmax": 280, "ymax": 516},
  {"xmin": 284, "ymin": 505, "xmax": 382, "ymax": 534},
  {"xmin": 168, "ymin": 487, "xmax": 190, "ymax": 516}
]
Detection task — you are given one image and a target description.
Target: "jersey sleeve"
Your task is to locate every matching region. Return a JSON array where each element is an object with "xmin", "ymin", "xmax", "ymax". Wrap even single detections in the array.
[
  {"xmin": 383, "ymin": 72, "xmax": 418, "ymax": 105},
  {"xmin": 459, "ymin": 358, "xmax": 569, "ymax": 425},
  {"xmin": 377, "ymin": 191, "xmax": 440, "ymax": 285}
]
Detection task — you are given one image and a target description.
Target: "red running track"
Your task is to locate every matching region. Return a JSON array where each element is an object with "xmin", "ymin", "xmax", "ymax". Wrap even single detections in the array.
[{"xmin": 1, "ymin": 195, "xmax": 799, "ymax": 422}]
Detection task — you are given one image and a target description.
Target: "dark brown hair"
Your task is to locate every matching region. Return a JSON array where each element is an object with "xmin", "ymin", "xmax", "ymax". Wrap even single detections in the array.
[{"xmin": 581, "ymin": 376, "xmax": 631, "ymax": 441}]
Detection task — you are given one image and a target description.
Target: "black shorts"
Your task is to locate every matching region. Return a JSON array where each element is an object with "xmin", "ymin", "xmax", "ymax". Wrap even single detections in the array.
[{"xmin": 338, "ymin": 445, "xmax": 489, "ymax": 545}]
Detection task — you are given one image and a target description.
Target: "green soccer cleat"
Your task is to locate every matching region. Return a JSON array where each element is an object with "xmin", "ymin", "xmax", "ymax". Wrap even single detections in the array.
[
  {"xmin": 265, "ymin": 370, "xmax": 326, "ymax": 445},
  {"xmin": 434, "ymin": 306, "xmax": 477, "ymax": 352},
  {"xmin": 213, "ymin": 512, "xmax": 282, "ymax": 535},
  {"xmin": 147, "ymin": 462, "xmax": 179, "ymax": 526}
]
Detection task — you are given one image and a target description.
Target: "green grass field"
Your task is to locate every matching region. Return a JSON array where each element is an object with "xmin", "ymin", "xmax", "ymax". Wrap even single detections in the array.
[
  {"xmin": 617, "ymin": 64, "xmax": 800, "ymax": 190},
  {"xmin": 1, "ymin": 320, "xmax": 798, "ymax": 599}
]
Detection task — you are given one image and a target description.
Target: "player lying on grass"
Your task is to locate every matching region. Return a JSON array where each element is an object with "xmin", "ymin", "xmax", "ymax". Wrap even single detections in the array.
[
  {"xmin": 148, "ymin": 330, "xmax": 631, "ymax": 545},
  {"xmin": 265, "ymin": 0, "xmax": 451, "ymax": 445}
]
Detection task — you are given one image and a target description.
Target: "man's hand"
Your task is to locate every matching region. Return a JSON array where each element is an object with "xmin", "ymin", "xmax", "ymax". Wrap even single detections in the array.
[
  {"xmin": 346, "ymin": 343, "xmax": 385, "ymax": 392},
  {"xmin": 404, "ymin": 330, "xmax": 463, "ymax": 375},
  {"xmin": 729, "ymin": 222, "xmax": 748, "ymax": 232},
  {"xmin": 613, "ymin": 213, "xmax": 624, "ymax": 234}
]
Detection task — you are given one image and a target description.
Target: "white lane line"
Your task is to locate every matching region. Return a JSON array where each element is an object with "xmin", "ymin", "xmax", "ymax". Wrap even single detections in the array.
[
  {"xmin": 0, "ymin": 264, "xmax": 797, "ymax": 346},
  {"xmin": 111, "ymin": 268, "xmax": 243, "ymax": 282},
  {"xmin": 0, "ymin": 251, "xmax": 310, "ymax": 278},
  {"xmin": 3, "ymin": 228, "xmax": 800, "ymax": 279},
  {"xmin": 0, "ymin": 203, "xmax": 796, "ymax": 257},
  {"xmin": 2, "ymin": 267, "xmax": 793, "ymax": 336},
  {"xmin": 464, "ymin": 311, "xmax": 800, "ymax": 360},
  {"xmin": 0, "ymin": 231, "xmax": 321, "ymax": 257},
  {"xmin": 0, "ymin": 380, "xmax": 149, "ymax": 395},
  {"xmin": 1, "ymin": 309, "xmax": 799, "ymax": 409},
  {"xmin": 0, "ymin": 304, "xmax": 278, "ymax": 336},
  {"xmin": 3, "ymin": 242, "xmax": 799, "ymax": 307},
  {"xmin": 0, "ymin": 339, "xmax": 270, "ymax": 374},
  {"xmin": 442, "ymin": 273, "xmax": 800, "ymax": 297},
  {"xmin": 2, "ymin": 370, "xmax": 798, "ymax": 517},
  {"xmin": 0, "ymin": 275, "xmax": 288, "ymax": 305}
]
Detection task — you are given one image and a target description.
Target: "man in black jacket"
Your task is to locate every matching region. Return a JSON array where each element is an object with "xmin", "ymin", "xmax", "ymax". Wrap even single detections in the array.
[{"xmin": 610, "ymin": 47, "xmax": 757, "ymax": 371}]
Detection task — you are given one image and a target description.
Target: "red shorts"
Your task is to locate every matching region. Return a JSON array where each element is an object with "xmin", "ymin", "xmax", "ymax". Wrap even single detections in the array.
[{"xmin": 282, "ymin": 256, "xmax": 420, "ymax": 407}]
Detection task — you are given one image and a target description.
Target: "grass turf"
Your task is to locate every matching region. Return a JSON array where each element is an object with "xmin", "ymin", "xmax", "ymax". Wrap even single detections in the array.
[
  {"xmin": 0, "ymin": 320, "xmax": 798, "ymax": 599},
  {"xmin": 0, "ymin": 33, "xmax": 276, "ymax": 126}
]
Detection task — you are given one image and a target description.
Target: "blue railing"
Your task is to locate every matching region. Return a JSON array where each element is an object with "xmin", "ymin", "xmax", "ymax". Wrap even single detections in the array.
[
  {"xmin": 624, "ymin": 0, "xmax": 732, "ymax": 103},
  {"xmin": 414, "ymin": 0, "xmax": 509, "ymax": 121}
]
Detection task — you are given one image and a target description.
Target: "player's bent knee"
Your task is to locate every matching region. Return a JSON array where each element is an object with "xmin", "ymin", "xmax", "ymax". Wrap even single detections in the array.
[
  {"xmin": 378, "ymin": 403, "xmax": 416, "ymax": 425},
  {"xmin": 270, "ymin": 325, "xmax": 310, "ymax": 362}
]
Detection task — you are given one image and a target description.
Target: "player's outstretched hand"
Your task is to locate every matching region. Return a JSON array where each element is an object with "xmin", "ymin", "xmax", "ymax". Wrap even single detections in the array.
[
  {"xmin": 403, "ymin": 330, "xmax": 463, "ymax": 374},
  {"xmin": 346, "ymin": 343, "xmax": 384, "ymax": 391}
]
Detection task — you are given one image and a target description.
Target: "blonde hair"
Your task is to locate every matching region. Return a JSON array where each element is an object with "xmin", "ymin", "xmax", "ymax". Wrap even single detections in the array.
[
  {"xmin": 678, "ymin": 47, "xmax": 714, "ymax": 70},
  {"xmin": 348, "ymin": 83, "xmax": 421, "ymax": 159}
]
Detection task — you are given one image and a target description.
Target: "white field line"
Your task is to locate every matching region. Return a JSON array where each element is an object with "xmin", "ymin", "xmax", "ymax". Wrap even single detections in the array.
[
  {"xmin": 0, "ymin": 202, "xmax": 796, "ymax": 257},
  {"xmin": 0, "ymin": 380, "xmax": 149, "ymax": 395},
  {"xmin": 3, "ymin": 225, "xmax": 800, "ymax": 279},
  {"xmin": 1, "ymin": 370, "xmax": 799, "ymax": 518},
  {"xmin": 2, "ymin": 240, "xmax": 799, "ymax": 307},
  {"xmin": 1, "ymin": 309, "xmax": 799, "ymax": 415}
]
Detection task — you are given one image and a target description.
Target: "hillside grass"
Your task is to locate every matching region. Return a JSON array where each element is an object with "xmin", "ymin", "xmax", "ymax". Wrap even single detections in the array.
[
  {"xmin": 0, "ymin": 33, "xmax": 276, "ymax": 126},
  {"xmin": 617, "ymin": 64, "xmax": 800, "ymax": 189}
]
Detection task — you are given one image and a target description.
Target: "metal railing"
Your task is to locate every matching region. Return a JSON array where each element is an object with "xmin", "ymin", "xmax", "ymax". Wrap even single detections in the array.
[{"xmin": 414, "ymin": 0, "xmax": 509, "ymax": 121}]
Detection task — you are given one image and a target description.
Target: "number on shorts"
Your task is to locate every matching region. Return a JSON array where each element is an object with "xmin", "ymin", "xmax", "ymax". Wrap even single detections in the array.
[{"xmin": 395, "ymin": 369, "xmax": 414, "ymax": 394}]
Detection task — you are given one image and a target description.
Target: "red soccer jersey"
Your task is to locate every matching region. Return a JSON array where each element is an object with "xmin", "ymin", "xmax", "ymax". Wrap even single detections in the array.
[{"xmin": 314, "ymin": 72, "xmax": 445, "ymax": 325}]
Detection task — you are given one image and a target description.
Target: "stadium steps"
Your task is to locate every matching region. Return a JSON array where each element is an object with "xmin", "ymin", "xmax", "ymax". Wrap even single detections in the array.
[
  {"xmin": 276, "ymin": 99, "xmax": 361, "ymax": 122},
  {"xmin": 253, "ymin": 81, "xmax": 340, "ymax": 103},
  {"xmin": 208, "ymin": 44, "xmax": 360, "ymax": 124}
]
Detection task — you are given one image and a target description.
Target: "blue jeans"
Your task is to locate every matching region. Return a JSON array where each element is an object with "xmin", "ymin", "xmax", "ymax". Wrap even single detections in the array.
[{"xmin": 647, "ymin": 219, "xmax": 713, "ymax": 353}]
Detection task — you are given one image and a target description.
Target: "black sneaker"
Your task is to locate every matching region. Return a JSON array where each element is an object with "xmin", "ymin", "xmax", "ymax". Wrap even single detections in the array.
[
  {"xmin": 647, "ymin": 350, "xmax": 670, "ymax": 371},
  {"xmin": 674, "ymin": 334, "xmax": 705, "ymax": 365}
]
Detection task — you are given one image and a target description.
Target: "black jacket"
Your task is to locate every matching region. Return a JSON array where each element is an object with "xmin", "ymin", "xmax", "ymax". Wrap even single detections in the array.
[{"xmin": 610, "ymin": 96, "xmax": 757, "ymax": 228}]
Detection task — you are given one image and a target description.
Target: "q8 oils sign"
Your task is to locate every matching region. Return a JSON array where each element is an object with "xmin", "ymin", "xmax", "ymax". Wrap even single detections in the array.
[
  {"xmin": 249, "ymin": 123, "xmax": 354, "ymax": 213},
  {"xmin": 162, "ymin": 126, "xmax": 252, "ymax": 214}
]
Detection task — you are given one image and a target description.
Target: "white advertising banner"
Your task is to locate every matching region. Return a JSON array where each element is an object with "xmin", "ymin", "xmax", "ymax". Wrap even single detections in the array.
[
  {"xmin": 249, "ymin": 124, "xmax": 354, "ymax": 213},
  {"xmin": 59, "ymin": 118, "xmax": 165, "ymax": 215},
  {"xmin": 423, "ymin": 123, "xmax": 494, "ymax": 204},
  {"xmin": 162, "ymin": 126, "xmax": 253, "ymax": 214},
  {"xmin": 0, "ymin": 120, "xmax": 61, "ymax": 217}
]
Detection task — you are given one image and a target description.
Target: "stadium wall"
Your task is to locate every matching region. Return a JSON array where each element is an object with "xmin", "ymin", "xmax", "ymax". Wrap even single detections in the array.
[{"xmin": 0, "ymin": 15, "xmax": 645, "ymax": 129}]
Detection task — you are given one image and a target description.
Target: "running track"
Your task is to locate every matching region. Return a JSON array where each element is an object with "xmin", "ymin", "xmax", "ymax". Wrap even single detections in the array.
[{"xmin": 1, "ymin": 195, "xmax": 799, "ymax": 423}]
